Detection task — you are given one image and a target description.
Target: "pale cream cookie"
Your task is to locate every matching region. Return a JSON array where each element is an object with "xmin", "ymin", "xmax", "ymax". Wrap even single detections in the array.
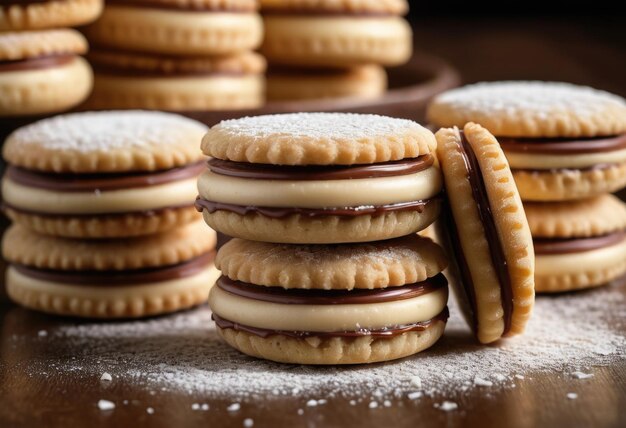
[
  {"xmin": 0, "ymin": 0, "xmax": 103, "ymax": 31},
  {"xmin": 435, "ymin": 123, "xmax": 534, "ymax": 344},
  {"xmin": 260, "ymin": 0, "xmax": 409, "ymax": 15}
]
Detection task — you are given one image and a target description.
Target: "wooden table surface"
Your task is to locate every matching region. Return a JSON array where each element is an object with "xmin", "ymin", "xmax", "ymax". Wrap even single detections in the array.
[{"xmin": 1, "ymin": 16, "xmax": 626, "ymax": 428}]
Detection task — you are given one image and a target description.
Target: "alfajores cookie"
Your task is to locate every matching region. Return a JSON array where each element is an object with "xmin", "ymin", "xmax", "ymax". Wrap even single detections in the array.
[
  {"xmin": 435, "ymin": 123, "xmax": 535, "ymax": 344},
  {"xmin": 0, "ymin": 0, "xmax": 103, "ymax": 31},
  {"xmin": 0, "ymin": 30, "xmax": 93, "ymax": 117},
  {"xmin": 2, "ymin": 221, "xmax": 219, "ymax": 318},
  {"xmin": 197, "ymin": 113, "xmax": 442, "ymax": 244},
  {"xmin": 266, "ymin": 65, "xmax": 386, "ymax": 102},
  {"xmin": 428, "ymin": 81, "xmax": 626, "ymax": 201},
  {"xmin": 85, "ymin": 50, "xmax": 265, "ymax": 111},
  {"xmin": 2, "ymin": 111, "xmax": 207, "ymax": 238},
  {"xmin": 84, "ymin": 0, "xmax": 262, "ymax": 56},
  {"xmin": 210, "ymin": 235, "xmax": 449, "ymax": 364},
  {"xmin": 260, "ymin": 0, "xmax": 412, "ymax": 68},
  {"xmin": 525, "ymin": 195, "xmax": 626, "ymax": 293}
]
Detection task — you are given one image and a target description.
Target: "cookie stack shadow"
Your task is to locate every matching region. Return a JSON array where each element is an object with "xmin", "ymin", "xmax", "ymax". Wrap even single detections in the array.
[
  {"xmin": 195, "ymin": 112, "xmax": 451, "ymax": 364},
  {"xmin": 82, "ymin": 0, "xmax": 265, "ymax": 111},
  {"xmin": 260, "ymin": 0, "xmax": 412, "ymax": 102},
  {"xmin": 1, "ymin": 111, "xmax": 219, "ymax": 319}
]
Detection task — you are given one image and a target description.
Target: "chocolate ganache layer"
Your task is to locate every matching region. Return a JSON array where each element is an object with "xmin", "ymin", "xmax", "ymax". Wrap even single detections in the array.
[
  {"xmin": 212, "ymin": 307, "xmax": 449, "ymax": 339},
  {"xmin": 457, "ymin": 132, "xmax": 514, "ymax": 335},
  {"xmin": 207, "ymin": 155, "xmax": 434, "ymax": 180},
  {"xmin": 217, "ymin": 273, "xmax": 447, "ymax": 305},
  {"xmin": 534, "ymin": 232, "xmax": 626, "ymax": 255},
  {"xmin": 13, "ymin": 251, "xmax": 215, "ymax": 286},
  {"xmin": 0, "ymin": 55, "xmax": 75, "ymax": 73},
  {"xmin": 499, "ymin": 134, "xmax": 626, "ymax": 155},
  {"xmin": 105, "ymin": 0, "xmax": 255, "ymax": 12},
  {"xmin": 6, "ymin": 161, "xmax": 205, "ymax": 192}
]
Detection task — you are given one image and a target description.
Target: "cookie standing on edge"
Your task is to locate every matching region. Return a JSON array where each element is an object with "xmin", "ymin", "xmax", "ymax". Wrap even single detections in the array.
[
  {"xmin": 0, "ymin": 30, "xmax": 93, "ymax": 116},
  {"xmin": 2, "ymin": 222, "xmax": 220, "ymax": 318},
  {"xmin": 197, "ymin": 113, "xmax": 442, "ymax": 244},
  {"xmin": 261, "ymin": 0, "xmax": 412, "ymax": 68},
  {"xmin": 525, "ymin": 196, "xmax": 626, "ymax": 292},
  {"xmin": 436, "ymin": 123, "xmax": 535, "ymax": 344},
  {"xmin": 0, "ymin": 0, "xmax": 103, "ymax": 31},
  {"xmin": 428, "ymin": 81, "xmax": 626, "ymax": 201},
  {"xmin": 2, "ymin": 111, "xmax": 207, "ymax": 238},
  {"xmin": 210, "ymin": 235, "xmax": 449, "ymax": 364}
]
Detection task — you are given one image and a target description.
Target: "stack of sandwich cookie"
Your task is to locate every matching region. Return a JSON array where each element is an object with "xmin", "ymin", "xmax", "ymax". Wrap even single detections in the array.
[
  {"xmin": 83, "ymin": 0, "xmax": 264, "ymax": 110},
  {"xmin": 428, "ymin": 81, "xmax": 626, "ymax": 293},
  {"xmin": 2, "ymin": 110, "xmax": 219, "ymax": 318},
  {"xmin": 260, "ymin": 0, "xmax": 411, "ymax": 101},
  {"xmin": 435, "ymin": 123, "xmax": 535, "ymax": 344},
  {"xmin": 199, "ymin": 112, "xmax": 449, "ymax": 364},
  {"xmin": 197, "ymin": 113, "xmax": 442, "ymax": 244},
  {"xmin": 2, "ymin": 222, "xmax": 219, "ymax": 318},
  {"xmin": 2, "ymin": 111, "xmax": 206, "ymax": 238}
]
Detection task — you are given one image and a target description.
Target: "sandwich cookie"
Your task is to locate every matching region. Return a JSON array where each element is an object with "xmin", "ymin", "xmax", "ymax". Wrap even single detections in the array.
[
  {"xmin": 197, "ymin": 113, "xmax": 442, "ymax": 244},
  {"xmin": 0, "ymin": 0, "xmax": 103, "ymax": 31},
  {"xmin": 85, "ymin": 50, "xmax": 266, "ymax": 110},
  {"xmin": 261, "ymin": 0, "xmax": 412, "ymax": 68},
  {"xmin": 2, "ymin": 111, "xmax": 207, "ymax": 238},
  {"xmin": 266, "ymin": 65, "xmax": 386, "ymax": 101},
  {"xmin": 2, "ymin": 221, "xmax": 220, "ymax": 318},
  {"xmin": 0, "ymin": 30, "xmax": 93, "ymax": 117},
  {"xmin": 85, "ymin": 0, "xmax": 263, "ymax": 56},
  {"xmin": 211, "ymin": 235, "xmax": 449, "ymax": 364},
  {"xmin": 525, "ymin": 195, "xmax": 626, "ymax": 293},
  {"xmin": 435, "ymin": 123, "xmax": 535, "ymax": 344},
  {"xmin": 428, "ymin": 81, "xmax": 626, "ymax": 201}
]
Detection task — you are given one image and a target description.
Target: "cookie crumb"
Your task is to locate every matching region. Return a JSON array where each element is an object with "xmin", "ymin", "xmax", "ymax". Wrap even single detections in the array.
[
  {"xmin": 410, "ymin": 376, "xmax": 422, "ymax": 389},
  {"xmin": 201, "ymin": 403, "xmax": 209, "ymax": 411},
  {"xmin": 567, "ymin": 393, "xmax": 578, "ymax": 400},
  {"xmin": 368, "ymin": 401, "xmax": 378, "ymax": 409},
  {"xmin": 407, "ymin": 392, "xmax": 422, "ymax": 400},
  {"xmin": 227, "ymin": 403, "xmax": 241, "ymax": 412},
  {"xmin": 306, "ymin": 399, "xmax": 318, "ymax": 407},
  {"xmin": 438, "ymin": 401, "xmax": 458, "ymax": 412},
  {"xmin": 191, "ymin": 403, "xmax": 200, "ymax": 410},
  {"xmin": 243, "ymin": 418, "xmax": 254, "ymax": 427},
  {"xmin": 297, "ymin": 409, "xmax": 304, "ymax": 415},
  {"xmin": 97, "ymin": 400, "xmax": 115, "ymax": 411},
  {"xmin": 146, "ymin": 407, "xmax": 154, "ymax": 415},
  {"xmin": 571, "ymin": 371, "xmax": 593, "ymax": 379},
  {"xmin": 100, "ymin": 373, "xmax": 112, "ymax": 382},
  {"xmin": 474, "ymin": 376, "xmax": 493, "ymax": 386},
  {"xmin": 383, "ymin": 400, "xmax": 392, "ymax": 407}
]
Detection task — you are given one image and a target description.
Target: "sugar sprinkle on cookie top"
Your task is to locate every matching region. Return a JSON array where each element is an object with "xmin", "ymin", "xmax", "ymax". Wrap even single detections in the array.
[{"xmin": 428, "ymin": 81, "xmax": 626, "ymax": 137}]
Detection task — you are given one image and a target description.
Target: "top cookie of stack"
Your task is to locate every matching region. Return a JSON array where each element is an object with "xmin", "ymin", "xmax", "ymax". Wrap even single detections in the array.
[
  {"xmin": 260, "ymin": 0, "xmax": 412, "ymax": 101},
  {"xmin": 196, "ymin": 112, "xmax": 441, "ymax": 243},
  {"xmin": 83, "ymin": 0, "xmax": 265, "ymax": 111},
  {"xmin": 0, "ymin": 0, "xmax": 103, "ymax": 117}
]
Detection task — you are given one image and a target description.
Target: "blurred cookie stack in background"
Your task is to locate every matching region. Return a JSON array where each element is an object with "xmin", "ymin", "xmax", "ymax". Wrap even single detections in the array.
[
  {"xmin": 260, "ymin": 0, "xmax": 412, "ymax": 101},
  {"xmin": 0, "ymin": 0, "xmax": 102, "ymax": 133},
  {"xmin": 82, "ymin": 0, "xmax": 265, "ymax": 111}
]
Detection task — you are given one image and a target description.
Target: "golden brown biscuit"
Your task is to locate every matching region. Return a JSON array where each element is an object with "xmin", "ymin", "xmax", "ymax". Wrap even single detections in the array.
[
  {"xmin": 436, "ymin": 123, "xmax": 534, "ymax": 344},
  {"xmin": 0, "ymin": 0, "xmax": 103, "ymax": 31},
  {"xmin": 260, "ymin": 0, "xmax": 408, "ymax": 14}
]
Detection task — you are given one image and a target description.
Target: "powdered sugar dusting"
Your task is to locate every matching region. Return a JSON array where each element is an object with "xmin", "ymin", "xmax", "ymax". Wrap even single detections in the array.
[
  {"xmin": 432, "ymin": 81, "xmax": 626, "ymax": 118},
  {"xmin": 22, "ymin": 283, "xmax": 623, "ymax": 402},
  {"xmin": 8, "ymin": 111, "xmax": 207, "ymax": 153},
  {"xmin": 215, "ymin": 113, "xmax": 422, "ymax": 140}
]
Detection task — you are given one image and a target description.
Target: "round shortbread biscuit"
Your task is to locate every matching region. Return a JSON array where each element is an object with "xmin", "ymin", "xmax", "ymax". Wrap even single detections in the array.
[
  {"xmin": 216, "ymin": 234, "xmax": 447, "ymax": 289},
  {"xmin": 115, "ymin": 0, "xmax": 258, "ymax": 10},
  {"xmin": 216, "ymin": 320, "xmax": 445, "ymax": 365},
  {"xmin": 85, "ymin": 5, "xmax": 262, "ymax": 56},
  {"xmin": 436, "ymin": 123, "xmax": 535, "ymax": 344},
  {"xmin": 512, "ymin": 163, "xmax": 626, "ymax": 201},
  {"xmin": 266, "ymin": 65, "xmax": 387, "ymax": 101},
  {"xmin": 202, "ymin": 112, "xmax": 436, "ymax": 165},
  {"xmin": 260, "ymin": 0, "xmax": 408, "ymax": 14},
  {"xmin": 3, "ymin": 110, "xmax": 207, "ymax": 173},
  {"xmin": 0, "ymin": 0, "xmax": 103, "ymax": 31},
  {"xmin": 2, "ymin": 220, "xmax": 216, "ymax": 271},
  {"xmin": 201, "ymin": 199, "xmax": 441, "ymax": 244},
  {"xmin": 4, "ymin": 205, "xmax": 201, "ymax": 239},
  {"xmin": 5, "ymin": 264, "xmax": 221, "ymax": 319},
  {"xmin": 525, "ymin": 195, "xmax": 626, "ymax": 238},
  {"xmin": 0, "ymin": 29, "xmax": 87, "ymax": 61},
  {"xmin": 428, "ymin": 81, "xmax": 626, "ymax": 138},
  {"xmin": 261, "ymin": 14, "xmax": 412, "ymax": 67}
]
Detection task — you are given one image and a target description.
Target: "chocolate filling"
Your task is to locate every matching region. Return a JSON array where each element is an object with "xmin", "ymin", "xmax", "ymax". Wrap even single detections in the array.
[
  {"xmin": 0, "ymin": 54, "xmax": 75, "ymax": 73},
  {"xmin": 5, "ymin": 161, "xmax": 205, "ymax": 192},
  {"xmin": 207, "ymin": 155, "xmax": 434, "ymax": 181},
  {"xmin": 194, "ymin": 197, "xmax": 437, "ymax": 218},
  {"xmin": 2, "ymin": 202, "xmax": 194, "ymax": 218},
  {"xmin": 105, "ymin": 0, "xmax": 254, "ymax": 12},
  {"xmin": 500, "ymin": 134, "xmax": 626, "ymax": 155},
  {"xmin": 534, "ymin": 232, "xmax": 626, "ymax": 255},
  {"xmin": 13, "ymin": 251, "xmax": 215, "ymax": 286},
  {"xmin": 217, "ymin": 273, "xmax": 447, "ymax": 305},
  {"xmin": 212, "ymin": 308, "xmax": 449, "ymax": 339},
  {"xmin": 456, "ymin": 132, "xmax": 513, "ymax": 335},
  {"xmin": 90, "ymin": 59, "xmax": 249, "ymax": 78}
]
